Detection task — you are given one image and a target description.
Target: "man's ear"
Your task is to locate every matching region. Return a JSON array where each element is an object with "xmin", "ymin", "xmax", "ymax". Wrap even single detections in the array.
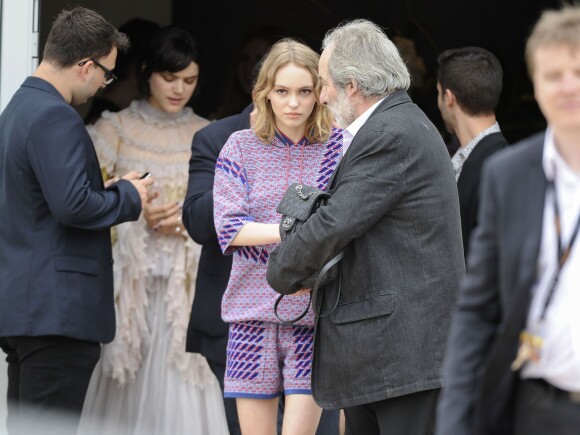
[
  {"xmin": 444, "ymin": 88, "xmax": 456, "ymax": 108},
  {"xmin": 78, "ymin": 60, "xmax": 92, "ymax": 82},
  {"xmin": 346, "ymin": 80, "xmax": 358, "ymax": 97}
]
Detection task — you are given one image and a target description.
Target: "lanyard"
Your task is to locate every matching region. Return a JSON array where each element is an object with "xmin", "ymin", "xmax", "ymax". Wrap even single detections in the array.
[{"xmin": 539, "ymin": 180, "xmax": 580, "ymax": 320}]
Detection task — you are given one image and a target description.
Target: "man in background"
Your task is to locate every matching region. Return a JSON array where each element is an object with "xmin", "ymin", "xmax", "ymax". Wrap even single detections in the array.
[
  {"xmin": 183, "ymin": 105, "xmax": 253, "ymax": 435},
  {"xmin": 437, "ymin": 46, "xmax": 508, "ymax": 259}
]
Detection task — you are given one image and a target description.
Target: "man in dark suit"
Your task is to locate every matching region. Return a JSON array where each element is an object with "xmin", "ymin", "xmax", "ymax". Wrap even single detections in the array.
[
  {"xmin": 436, "ymin": 47, "xmax": 508, "ymax": 259},
  {"xmin": 0, "ymin": 8, "xmax": 152, "ymax": 434},
  {"xmin": 436, "ymin": 6, "xmax": 580, "ymax": 435},
  {"xmin": 266, "ymin": 19, "xmax": 464, "ymax": 434},
  {"xmin": 182, "ymin": 105, "xmax": 252, "ymax": 435}
]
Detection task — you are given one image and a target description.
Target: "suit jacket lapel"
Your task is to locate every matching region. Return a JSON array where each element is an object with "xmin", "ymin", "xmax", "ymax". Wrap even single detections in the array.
[
  {"xmin": 514, "ymin": 141, "xmax": 547, "ymax": 312},
  {"xmin": 476, "ymin": 136, "xmax": 547, "ymax": 434}
]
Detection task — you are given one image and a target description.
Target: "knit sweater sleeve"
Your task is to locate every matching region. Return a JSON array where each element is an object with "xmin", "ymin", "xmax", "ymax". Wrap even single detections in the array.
[{"xmin": 213, "ymin": 131, "xmax": 255, "ymax": 255}]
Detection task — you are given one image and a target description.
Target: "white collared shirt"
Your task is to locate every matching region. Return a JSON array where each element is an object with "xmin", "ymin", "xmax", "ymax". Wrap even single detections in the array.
[
  {"xmin": 521, "ymin": 128, "xmax": 580, "ymax": 391},
  {"xmin": 342, "ymin": 97, "xmax": 386, "ymax": 155}
]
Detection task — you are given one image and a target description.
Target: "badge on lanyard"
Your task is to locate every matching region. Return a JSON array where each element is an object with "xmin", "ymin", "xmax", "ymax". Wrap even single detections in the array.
[
  {"xmin": 511, "ymin": 330, "xmax": 543, "ymax": 371},
  {"xmin": 511, "ymin": 178, "xmax": 579, "ymax": 371}
]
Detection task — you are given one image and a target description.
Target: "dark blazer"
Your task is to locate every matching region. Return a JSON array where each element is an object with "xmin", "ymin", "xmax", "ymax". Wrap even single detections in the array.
[
  {"xmin": 457, "ymin": 132, "xmax": 508, "ymax": 258},
  {"xmin": 267, "ymin": 91, "xmax": 465, "ymax": 409},
  {"xmin": 0, "ymin": 77, "xmax": 141, "ymax": 343},
  {"xmin": 436, "ymin": 132, "xmax": 547, "ymax": 435},
  {"xmin": 182, "ymin": 105, "xmax": 252, "ymax": 364}
]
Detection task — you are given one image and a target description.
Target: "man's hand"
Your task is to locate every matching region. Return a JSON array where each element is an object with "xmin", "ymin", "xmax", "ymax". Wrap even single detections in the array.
[
  {"xmin": 104, "ymin": 176, "xmax": 120, "ymax": 188},
  {"xmin": 122, "ymin": 171, "xmax": 155, "ymax": 205}
]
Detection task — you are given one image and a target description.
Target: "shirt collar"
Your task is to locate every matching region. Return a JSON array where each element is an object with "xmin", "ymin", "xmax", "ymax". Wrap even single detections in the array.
[
  {"xmin": 462, "ymin": 122, "xmax": 501, "ymax": 154},
  {"xmin": 273, "ymin": 129, "xmax": 309, "ymax": 147},
  {"xmin": 452, "ymin": 122, "xmax": 501, "ymax": 181},
  {"xmin": 542, "ymin": 127, "xmax": 580, "ymax": 186},
  {"xmin": 341, "ymin": 97, "xmax": 385, "ymax": 155},
  {"xmin": 345, "ymin": 97, "xmax": 386, "ymax": 140}
]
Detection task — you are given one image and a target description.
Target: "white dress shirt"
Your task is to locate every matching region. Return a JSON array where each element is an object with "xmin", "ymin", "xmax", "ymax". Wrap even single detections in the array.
[
  {"xmin": 342, "ymin": 97, "xmax": 386, "ymax": 155},
  {"xmin": 521, "ymin": 128, "xmax": 580, "ymax": 391}
]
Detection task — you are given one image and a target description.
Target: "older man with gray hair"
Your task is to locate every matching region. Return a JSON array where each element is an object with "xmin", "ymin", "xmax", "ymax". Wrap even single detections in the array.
[{"xmin": 267, "ymin": 19, "xmax": 464, "ymax": 434}]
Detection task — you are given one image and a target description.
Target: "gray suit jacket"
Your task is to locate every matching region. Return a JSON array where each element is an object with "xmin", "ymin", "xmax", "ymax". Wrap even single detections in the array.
[
  {"xmin": 267, "ymin": 91, "xmax": 465, "ymax": 409},
  {"xmin": 436, "ymin": 132, "xmax": 547, "ymax": 435}
]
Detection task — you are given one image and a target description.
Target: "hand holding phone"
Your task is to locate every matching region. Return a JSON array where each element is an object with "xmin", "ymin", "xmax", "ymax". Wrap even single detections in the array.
[{"xmin": 139, "ymin": 172, "xmax": 151, "ymax": 180}]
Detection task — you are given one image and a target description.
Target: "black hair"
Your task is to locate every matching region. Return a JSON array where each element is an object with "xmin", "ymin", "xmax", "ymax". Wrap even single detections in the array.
[
  {"xmin": 114, "ymin": 18, "xmax": 161, "ymax": 82},
  {"xmin": 437, "ymin": 47, "xmax": 503, "ymax": 116},
  {"xmin": 43, "ymin": 7, "xmax": 129, "ymax": 68},
  {"xmin": 137, "ymin": 26, "xmax": 200, "ymax": 98}
]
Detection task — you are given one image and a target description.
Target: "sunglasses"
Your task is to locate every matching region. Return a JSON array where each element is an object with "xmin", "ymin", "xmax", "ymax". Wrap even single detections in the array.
[{"xmin": 78, "ymin": 58, "xmax": 117, "ymax": 85}]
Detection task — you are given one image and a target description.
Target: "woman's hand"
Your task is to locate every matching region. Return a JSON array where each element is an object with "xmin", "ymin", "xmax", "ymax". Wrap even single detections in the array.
[
  {"xmin": 288, "ymin": 288, "xmax": 311, "ymax": 297},
  {"xmin": 144, "ymin": 199, "xmax": 186, "ymax": 237}
]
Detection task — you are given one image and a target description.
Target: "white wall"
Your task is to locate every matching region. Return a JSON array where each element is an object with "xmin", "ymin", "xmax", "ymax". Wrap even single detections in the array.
[{"xmin": 0, "ymin": 0, "xmax": 38, "ymax": 111}]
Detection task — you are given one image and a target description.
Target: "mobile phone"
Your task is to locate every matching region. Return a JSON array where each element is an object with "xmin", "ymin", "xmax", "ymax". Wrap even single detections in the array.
[{"xmin": 139, "ymin": 172, "xmax": 151, "ymax": 180}]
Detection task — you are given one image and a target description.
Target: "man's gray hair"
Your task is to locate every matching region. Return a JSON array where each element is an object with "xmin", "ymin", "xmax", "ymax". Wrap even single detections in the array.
[{"xmin": 322, "ymin": 19, "xmax": 410, "ymax": 96}]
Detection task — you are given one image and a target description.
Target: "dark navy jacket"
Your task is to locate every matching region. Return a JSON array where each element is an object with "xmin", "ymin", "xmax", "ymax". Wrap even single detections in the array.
[
  {"xmin": 0, "ymin": 77, "xmax": 141, "ymax": 343},
  {"xmin": 182, "ymin": 105, "xmax": 251, "ymax": 364}
]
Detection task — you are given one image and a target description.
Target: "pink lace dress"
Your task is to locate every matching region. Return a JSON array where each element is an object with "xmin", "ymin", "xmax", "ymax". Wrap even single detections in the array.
[{"xmin": 78, "ymin": 100, "xmax": 228, "ymax": 435}]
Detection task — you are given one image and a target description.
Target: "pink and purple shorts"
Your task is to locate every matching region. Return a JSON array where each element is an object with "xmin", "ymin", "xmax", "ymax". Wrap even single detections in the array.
[{"xmin": 224, "ymin": 320, "xmax": 314, "ymax": 399}]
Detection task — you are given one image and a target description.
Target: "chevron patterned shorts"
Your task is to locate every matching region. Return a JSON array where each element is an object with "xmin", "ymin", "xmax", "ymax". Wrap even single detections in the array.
[{"xmin": 224, "ymin": 320, "xmax": 314, "ymax": 399}]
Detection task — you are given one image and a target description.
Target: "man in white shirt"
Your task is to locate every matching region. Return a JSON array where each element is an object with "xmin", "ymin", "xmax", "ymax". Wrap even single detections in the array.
[{"xmin": 436, "ymin": 5, "xmax": 580, "ymax": 435}]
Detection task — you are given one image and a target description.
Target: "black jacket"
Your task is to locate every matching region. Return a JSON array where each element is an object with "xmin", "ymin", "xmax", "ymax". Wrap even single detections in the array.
[
  {"xmin": 182, "ymin": 105, "xmax": 251, "ymax": 364},
  {"xmin": 267, "ymin": 92, "xmax": 464, "ymax": 408},
  {"xmin": 458, "ymin": 132, "xmax": 508, "ymax": 258},
  {"xmin": 437, "ymin": 132, "xmax": 547, "ymax": 435}
]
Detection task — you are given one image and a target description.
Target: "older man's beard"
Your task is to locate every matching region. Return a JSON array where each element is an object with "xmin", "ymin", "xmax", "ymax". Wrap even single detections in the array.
[{"xmin": 328, "ymin": 88, "xmax": 357, "ymax": 128}]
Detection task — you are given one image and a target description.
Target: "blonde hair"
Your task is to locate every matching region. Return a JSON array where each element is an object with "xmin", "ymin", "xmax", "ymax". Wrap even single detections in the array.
[
  {"xmin": 526, "ymin": 4, "xmax": 580, "ymax": 76},
  {"xmin": 252, "ymin": 38, "xmax": 333, "ymax": 144}
]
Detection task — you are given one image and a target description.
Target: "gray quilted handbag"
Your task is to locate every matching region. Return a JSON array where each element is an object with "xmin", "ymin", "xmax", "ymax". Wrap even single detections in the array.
[
  {"xmin": 273, "ymin": 183, "xmax": 343, "ymax": 323},
  {"xmin": 278, "ymin": 183, "xmax": 330, "ymax": 240}
]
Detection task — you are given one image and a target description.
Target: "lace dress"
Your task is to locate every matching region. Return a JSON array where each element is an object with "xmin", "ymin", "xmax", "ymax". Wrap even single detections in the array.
[{"xmin": 78, "ymin": 100, "xmax": 229, "ymax": 435}]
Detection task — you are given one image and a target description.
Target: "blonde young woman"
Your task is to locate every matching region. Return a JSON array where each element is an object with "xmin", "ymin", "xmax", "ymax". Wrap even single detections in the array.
[
  {"xmin": 213, "ymin": 39, "xmax": 344, "ymax": 435},
  {"xmin": 78, "ymin": 27, "xmax": 228, "ymax": 435}
]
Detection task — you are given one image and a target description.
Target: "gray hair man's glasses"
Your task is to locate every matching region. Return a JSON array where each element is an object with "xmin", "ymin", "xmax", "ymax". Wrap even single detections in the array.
[{"xmin": 78, "ymin": 58, "xmax": 117, "ymax": 85}]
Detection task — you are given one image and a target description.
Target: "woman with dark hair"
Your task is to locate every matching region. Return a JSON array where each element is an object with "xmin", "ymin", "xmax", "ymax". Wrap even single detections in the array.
[{"xmin": 78, "ymin": 27, "xmax": 229, "ymax": 434}]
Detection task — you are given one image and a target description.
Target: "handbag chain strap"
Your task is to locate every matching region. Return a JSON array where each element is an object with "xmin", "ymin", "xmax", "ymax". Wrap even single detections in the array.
[
  {"xmin": 295, "ymin": 184, "xmax": 316, "ymax": 200},
  {"xmin": 274, "ymin": 251, "xmax": 344, "ymax": 324}
]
